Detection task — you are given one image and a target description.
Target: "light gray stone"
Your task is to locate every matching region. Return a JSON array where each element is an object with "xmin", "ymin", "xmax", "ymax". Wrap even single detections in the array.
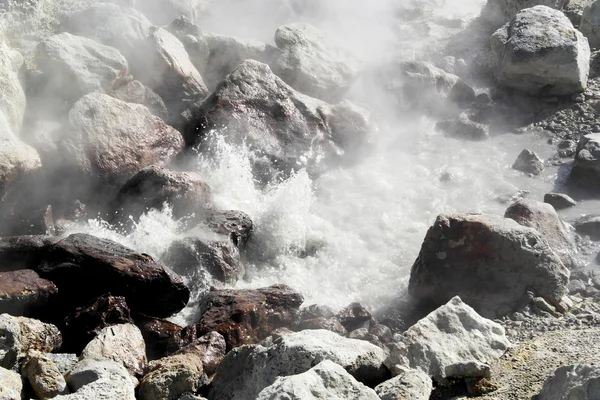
[
  {"xmin": 581, "ymin": 0, "xmax": 600, "ymax": 48},
  {"xmin": 45, "ymin": 353, "xmax": 78, "ymax": 375},
  {"xmin": 59, "ymin": 357, "xmax": 136, "ymax": 400},
  {"xmin": 570, "ymin": 132, "xmax": 600, "ymax": 185},
  {"xmin": 512, "ymin": 149, "xmax": 544, "ymax": 175},
  {"xmin": 0, "ymin": 366, "xmax": 21, "ymax": 400},
  {"xmin": 538, "ymin": 364, "xmax": 600, "ymax": 399},
  {"xmin": 375, "ymin": 367, "xmax": 432, "ymax": 400},
  {"xmin": 544, "ymin": 193, "xmax": 577, "ymax": 210}
]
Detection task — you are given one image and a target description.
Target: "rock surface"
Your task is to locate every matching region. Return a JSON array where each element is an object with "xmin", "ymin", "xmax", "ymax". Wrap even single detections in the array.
[
  {"xmin": 574, "ymin": 215, "xmax": 600, "ymax": 240},
  {"xmin": 24, "ymin": 350, "xmax": 70, "ymax": 398},
  {"xmin": 0, "ymin": 366, "xmax": 22, "ymax": 400},
  {"xmin": 110, "ymin": 79, "xmax": 169, "ymax": 121},
  {"xmin": 570, "ymin": 132, "xmax": 600, "ymax": 186},
  {"xmin": 0, "ymin": 269, "xmax": 57, "ymax": 316},
  {"xmin": 512, "ymin": 149, "xmax": 544, "ymax": 175},
  {"xmin": 544, "ymin": 192, "xmax": 577, "ymax": 209},
  {"xmin": 491, "ymin": 6, "xmax": 590, "ymax": 96},
  {"xmin": 60, "ymin": 357, "xmax": 136, "ymax": 400},
  {"xmin": 580, "ymin": 0, "xmax": 600, "ymax": 49},
  {"xmin": 538, "ymin": 364, "xmax": 600, "ymax": 399},
  {"xmin": 435, "ymin": 113, "xmax": 489, "ymax": 141},
  {"xmin": 481, "ymin": 0, "xmax": 568, "ymax": 26},
  {"xmin": 374, "ymin": 367, "xmax": 433, "ymax": 400}
]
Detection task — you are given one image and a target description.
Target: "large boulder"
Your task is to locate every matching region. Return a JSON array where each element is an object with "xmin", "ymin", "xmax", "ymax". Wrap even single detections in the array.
[
  {"xmin": 59, "ymin": 357, "xmax": 136, "ymax": 400},
  {"xmin": 481, "ymin": 0, "xmax": 568, "ymax": 26},
  {"xmin": 408, "ymin": 213, "xmax": 570, "ymax": 318},
  {"xmin": 375, "ymin": 367, "xmax": 432, "ymax": 400},
  {"xmin": 34, "ymin": 33, "xmax": 128, "ymax": 102},
  {"xmin": 210, "ymin": 329, "xmax": 389, "ymax": 400},
  {"xmin": 61, "ymin": 92, "xmax": 184, "ymax": 199},
  {"xmin": 110, "ymin": 79, "xmax": 169, "ymax": 121},
  {"xmin": 273, "ymin": 23, "xmax": 360, "ymax": 102},
  {"xmin": 0, "ymin": 269, "xmax": 58, "ymax": 316},
  {"xmin": 580, "ymin": 0, "xmax": 600, "ymax": 48},
  {"xmin": 491, "ymin": 6, "xmax": 590, "ymax": 96},
  {"xmin": 569, "ymin": 132, "xmax": 600, "ymax": 186},
  {"xmin": 538, "ymin": 364, "xmax": 600, "ymax": 399},
  {"xmin": 256, "ymin": 360, "xmax": 380, "ymax": 400},
  {"xmin": 0, "ymin": 41, "xmax": 26, "ymax": 135},
  {"xmin": 385, "ymin": 297, "xmax": 510, "ymax": 383}
]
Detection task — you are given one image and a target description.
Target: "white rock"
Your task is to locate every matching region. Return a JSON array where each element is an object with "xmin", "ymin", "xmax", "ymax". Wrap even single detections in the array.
[
  {"xmin": 491, "ymin": 6, "xmax": 590, "ymax": 96},
  {"xmin": 256, "ymin": 360, "xmax": 379, "ymax": 400},
  {"xmin": 375, "ymin": 367, "xmax": 433, "ymax": 400},
  {"xmin": 0, "ymin": 366, "xmax": 22, "ymax": 400},
  {"xmin": 538, "ymin": 364, "xmax": 600, "ymax": 399},
  {"xmin": 385, "ymin": 297, "xmax": 510, "ymax": 383},
  {"xmin": 481, "ymin": 0, "xmax": 568, "ymax": 26},
  {"xmin": 0, "ymin": 41, "xmax": 25, "ymax": 135}
]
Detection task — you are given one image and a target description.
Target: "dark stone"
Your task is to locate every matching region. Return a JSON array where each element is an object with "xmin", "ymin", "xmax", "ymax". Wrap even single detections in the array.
[
  {"xmin": 0, "ymin": 235, "xmax": 55, "ymax": 272},
  {"xmin": 369, "ymin": 323, "xmax": 393, "ymax": 344},
  {"xmin": 569, "ymin": 133, "xmax": 600, "ymax": 186},
  {"xmin": 0, "ymin": 270, "xmax": 58, "ymax": 317},
  {"xmin": 435, "ymin": 113, "xmax": 489, "ymax": 141},
  {"xmin": 544, "ymin": 193, "xmax": 577, "ymax": 210},
  {"xmin": 0, "ymin": 205, "xmax": 55, "ymax": 236},
  {"xmin": 573, "ymin": 215, "xmax": 600, "ymax": 240},
  {"xmin": 204, "ymin": 209, "xmax": 253, "ymax": 248},
  {"xmin": 336, "ymin": 302, "xmax": 372, "ymax": 332},
  {"xmin": 136, "ymin": 316, "xmax": 197, "ymax": 361}
]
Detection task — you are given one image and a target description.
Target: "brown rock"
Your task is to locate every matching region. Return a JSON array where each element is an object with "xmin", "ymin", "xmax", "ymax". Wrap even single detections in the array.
[
  {"xmin": 23, "ymin": 350, "xmax": 69, "ymax": 398},
  {"xmin": 204, "ymin": 209, "xmax": 253, "ymax": 248},
  {"xmin": 0, "ymin": 235, "xmax": 55, "ymax": 272},
  {"xmin": 194, "ymin": 331, "xmax": 226, "ymax": 375},
  {"xmin": 0, "ymin": 270, "xmax": 57, "ymax": 317},
  {"xmin": 136, "ymin": 317, "xmax": 197, "ymax": 361},
  {"xmin": 336, "ymin": 302, "xmax": 372, "ymax": 332}
]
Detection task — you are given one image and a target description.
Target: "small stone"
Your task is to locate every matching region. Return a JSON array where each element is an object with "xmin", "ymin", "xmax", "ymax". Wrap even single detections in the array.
[
  {"xmin": 544, "ymin": 193, "xmax": 577, "ymax": 210},
  {"xmin": 512, "ymin": 149, "xmax": 544, "ymax": 175}
]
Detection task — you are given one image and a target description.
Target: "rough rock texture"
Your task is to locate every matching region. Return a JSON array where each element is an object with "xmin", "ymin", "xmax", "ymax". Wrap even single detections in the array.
[
  {"xmin": 296, "ymin": 304, "xmax": 347, "ymax": 336},
  {"xmin": 0, "ymin": 269, "xmax": 57, "ymax": 316},
  {"xmin": 0, "ymin": 366, "xmax": 22, "ymax": 400},
  {"xmin": 46, "ymin": 353, "xmax": 78, "ymax": 375},
  {"xmin": 385, "ymin": 297, "xmax": 510, "ymax": 383},
  {"xmin": 195, "ymin": 331, "xmax": 226, "ymax": 375},
  {"xmin": 136, "ymin": 317, "xmax": 196, "ymax": 361},
  {"xmin": 37, "ymin": 233, "xmax": 190, "ymax": 318},
  {"xmin": 0, "ymin": 41, "xmax": 25, "ymax": 135},
  {"xmin": 80, "ymin": 324, "xmax": 147, "ymax": 378},
  {"xmin": 273, "ymin": 23, "xmax": 360, "ymax": 102},
  {"xmin": 336, "ymin": 302, "xmax": 371, "ymax": 332},
  {"xmin": 62, "ymin": 93, "xmax": 184, "ymax": 198},
  {"xmin": 481, "ymin": 0, "xmax": 568, "ymax": 26},
  {"xmin": 110, "ymin": 79, "xmax": 169, "ymax": 121},
  {"xmin": 491, "ymin": 6, "xmax": 590, "ymax": 96},
  {"xmin": 538, "ymin": 364, "xmax": 600, "ymax": 399},
  {"xmin": 574, "ymin": 215, "xmax": 600, "ymax": 240},
  {"xmin": 544, "ymin": 192, "xmax": 577, "ymax": 209},
  {"xmin": 204, "ymin": 209, "xmax": 253, "ymax": 248},
  {"xmin": 408, "ymin": 213, "xmax": 570, "ymax": 318},
  {"xmin": 256, "ymin": 360, "xmax": 380, "ymax": 400},
  {"xmin": 374, "ymin": 367, "xmax": 432, "ymax": 400},
  {"xmin": 565, "ymin": 0, "xmax": 592, "ymax": 26},
  {"xmin": 512, "ymin": 149, "xmax": 545, "ymax": 175},
  {"xmin": 210, "ymin": 329, "xmax": 389, "ymax": 400},
  {"xmin": 581, "ymin": 0, "xmax": 600, "ymax": 48},
  {"xmin": 570, "ymin": 132, "xmax": 600, "ymax": 185},
  {"xmin": 504, "ymin": 199, "xmax": 576, "ymax": 268},
  {"xmin": 35, "ymin": 32, "xmax": 128, "ymax": 102},
  {"xmin": 24, "ymin": 350, "xmax": 70, "ymax": 398},
  {"xmin": 192, "ymin": 285, "xmax": 304, "ymax": 350},
  {"xmin": 60, "ymin": 357, "xmax": 136, "ymax": 400},
  {"xmin": 435, "ymin": 113, "xmax": 489, "ymax": 141}
]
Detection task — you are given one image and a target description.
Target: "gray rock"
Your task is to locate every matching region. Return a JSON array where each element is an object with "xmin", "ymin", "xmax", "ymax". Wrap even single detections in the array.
[
  {"xmin": 135, "ymin": 0, "xmax": 206, "ymax": 26},
  {"xmin": 538, "ymin": 364, "xmax": 600, "ymax": 399},
  {"xmin": 375, "ymin": 367, "xmax": 432, "ymax": 400},
  {"xmin": 435, "ymin": 113, "xmax": 489, "ymax": 141},
  {"xmin": 570, "ymin": 132, "xmax": 600, "ymax": 185},
  {"xmin": 256, "ymin": 360, "xmax": 380, "ymax": 400},
  {"xmin": 110, "ymin": 80, "xmax": 169, "ymax": 121},
  {"xmin": 60, "ymin": 357, "xmax": 136, "ymax": 400},
  {"xmin": 565, "ymin": 0, "xmax": 593, "ymax": 27},
  {"xmin": 504, "ymin": 199, "xmax": 576, "ymax": 268},
  {"xmin": 573, "ymin": 215, "xmax": 600, "ymax": 240},
  {"xmin": 273, "ymin": 23, "xmax": 360, "ymax": 102},
  {"xmin": 0, "ymin": 366, "xmax": 21, "ymax": 400},
  {"xmin": 491, "ymin": 6, "xmax": 590, "ymax": 96},
  {"xmin": 0, "ymin": 41, "xmax": 25, "ymax": 135},
  {"xmin": 209, "ymin": 329, "xmax": 388, "ymax": 400},
  {"xmin": 512, "ymin": 149, "xmax": 544, "ymax": 175},
  {"xmin": 408, "ymin": 213, "xmax": 570, "ymax": 318},
  {"xmin": 581, "ymin": 1, "xmax": 600, "ymax": 48},
  {"xmin": 385, "ymin": 297, "xmax": 510, "ymax": 383},
  {"xmin": 35, "ymin": 32, "xmax": 128, "ymax": 102},
  {"xmin": 544, "ymin": 193, "xmax": 577, "ymax": 210},
  {"xmin": 23, "ymin": 350, "xmax": 70, "ymax": 398},
  {"xmin": 45, "ymin": 353, "xmax": 78, "ymax": 375},
  {"xmin": 481, "ymin": 0, "xmax": 568, "ymax": 26}
]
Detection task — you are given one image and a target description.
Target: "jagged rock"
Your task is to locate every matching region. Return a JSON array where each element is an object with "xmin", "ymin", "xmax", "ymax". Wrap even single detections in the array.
[
  {"xmin": 504, "ymin": 199, "xmax": 576, "ymax": 268},
  {"xmin": 192, "ymin": 285, "xmax": 304, "ymax": 350},
  {"xmin": 23, "ymin": 350, "xmax": 70, "ymax": 398},
  {"xmin": 408, "ymin": 213, "xmax": 570, "ymax": 318},
  {"xmin": 573, "ymin": 215, "xmax": 600, "ymax": 240},
  {"xmin": 210, "ymin": 329, "xmax": 389, "ymax": 400},
  {"xmin": 375, "ymin": 367, "xmax": 432, "ymax": 400},
  {"xmin": 538, "ymin": 364, "xmax": 600, "ymax": 399},
  {"xmin": 37, "ymin": 233, "xmax": 190, "ymax": 318},
  {"xmin": 256, "ymin": 360, "xmax": 380, "ymax": 400},
  {"xmin": 273, "ymin": 23, "xmax": 360, "ymax": 102},
  {"xmin": 34, "ymin": 32, "xmax": 128, "ymax": 102},
  {"xmin": 385, "ymin": 297, "xmax": 510, "ymax": 383},
  {"xmin": 0, "ymin": 41, "xmax": 26, "ymax": 135},
  {"xmin": 0, "ymin": 366, "xmax": 22, "ymax": 400},
  {"xmin": 60, "ymin": 357, "xmax": 136, "ymax": 400},
  {"xmin": 481, "ymin": 0, "xmax": 567, "ymax": 26},
  {"xmin": 0, "ymin": 269, "xmax": 57, "ymax": 316},
  {"xmin": 491, "ymin": 6, "xmax": 590, "ymax": 96},
  {"xmin": 110, "ymin": 80, "xmax": 169, "ymax": 121},
  {"xmin": 570, "ymin": 133, "xmax": 600, "ymax": 186},
  {"xmin": 336, "ymin": 302, "xmax": 371, "ymax": 332},
  {"xmin": 62, "ymin": 92, "xmax": 184, "ymax": 199},
  {"xmin": 435, "ymin": 113, "xmax": 489, "ymax": 141},
  {"xmin": 195, "ymin": 331, "xmax": 226, "ymax": 375},
  {"xmin": 80, "ymin": 324, "xmax": 147, "ymax": 378},
  {"xmin": 544, "ymin": 192, "xmax": 577, "ymax": 210},
  {"xmin": 136, "ymin": 317, "xmax": 197, "ymax": 361},
  {"xmin": 203, "ymin": 209, "xmax": 253, "ymax": 248},
  {"xmin": 581, "ymin": 1, "xmax": 600, "ymax": 48},
  {"xmin": 512, "ymin": 149, "xmax": 544, "ymax": 175}
]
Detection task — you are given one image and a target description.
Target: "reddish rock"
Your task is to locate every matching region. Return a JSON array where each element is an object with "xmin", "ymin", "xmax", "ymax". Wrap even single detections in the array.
[
  {"xmin": 336, "ymin": 302, "xmax": 372, "ymax": 332},
  {"xmin": 136, "ymin": 316, "xmax": 197, "ymax": 360},
  {"xmin": 0, "ymin": 270, "xmax": 57, "ymax": 316}
]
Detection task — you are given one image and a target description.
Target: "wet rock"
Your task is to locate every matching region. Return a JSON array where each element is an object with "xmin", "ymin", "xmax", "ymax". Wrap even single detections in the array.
[
  {"xmin": 544, "ymin": 192, "xmax": 577, "ymax": 210},
  {"xmin": 193, "ymin": 284, "xmax": 304, "ymax": 350},
  {"xmin": 570, "ymin": 133, "xmax": 600, "ymax": 186},
  {"xmin": 273, "ymin": 23, "xmax": 360, "ymax": 102},
  {"xmin": 111, "ymin": 166, "xmax": 211, "ymax": 224},
  {"xmin": 491, "ymin": 6, "xmax": 590, "ymax": 96},
  {"xmin": 203, "ymin": 209, "xmax": 253, "ymax": 248},
  {"xmin": 385, "ymin": 297, "xmax": 510, "ymax": 383},
  {"xmin": 512, "ymin": 149, "xmax": 545, "ymax": 175},
  {"xmin": 408, "ymin": 213, "xmax": 570, "ymax": 318},
  {"xmin": 574, "ymin": 215, "xmax": 600, "ymax": 240},
  {"xmin": 538, "ymin": 364, "xmax": 600, "ymax": 399},
  {"xmin": 504, "ymin": 199, "xmax": 576, "ymax": 268},
  {"xmin": 80, "ymin": 324, "xmax": 146, "ymax": 378},
  {"xmin": 369, "ymin": 323, "xmax": 393, "ymax": 344},
  {"xmin": 61, "ymin": 357, "xmax": 136, "ymax": 400},
  {"xmin": 63, "ymin": 92, "xmax": 184, "ymax": 200},
  {"xmin": 481, "ymin": 0, "xmax": 567, "ymax": 26},
  {"xmin": 581, "ymin": 1, "xmax": 600, "ymax": 48},
  {"xmin": 0, "ymin": 269, "xmax": 58, "ymax": 316},
  {"xmin": 348, "ymin": 328, "xmax": 384, "ymax": 348},
  {"xmin": 210, "ymin": 329, "xmax": 389, "ymax": 400},
  {"xmin": 2, "ymin": 204, "xmax": 56, "ymax": 236},
  {"xmin": 37, "ymin": 233, "xmax": 190, "ymax": 318},
  {"xmin": 195, "ymin": 331, "xmax": 226, "ymax": 375},
  {"xmin": 0, "ymin": 366, "xmax": 22, "ymax": 400},
  {"xmin": 0, "ymin": 41, "xmax": 26, "ymax": 135},
  {"xmin": 336, "ymin": 302, "xmax": 371, "ymax": 332},
  {"xmin": 110, "ymin": 80, "xmax": 169, "ymax": 121},
  {"xmin": 374, "ymin": 367, "xmax": 432, "ymax": 400},
  {"xmin": 295, "ymin": 304, "xmax": 347, "ymax": 335},
  {"xmin": 136, "ymin": 317, "xmax": 196, "ymax": 361},
  {"xmin": 34, "ymin": 32, "xmax": 128, "ymax": 102},
  {"xmin": 23, "ymin": 350, "xmax": 69, "ymax": 398},
  {"xmin": 435, "ymin": 113, "xmax": 489, "ymax": 141},
  {"xmin": 256, "ymin": 360, "xmax": 380, "ymax": 400},
  {"xmin": 0, "ymin": 235, "xmax": 54, "ymax": 272}
]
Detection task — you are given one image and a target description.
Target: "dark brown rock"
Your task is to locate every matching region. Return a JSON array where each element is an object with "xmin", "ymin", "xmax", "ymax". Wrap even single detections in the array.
[
  {"xmin": 136, "ymin": 316, "xmax": 197, "ymax": 361},
  {"xmin": 295, "ymin": 304, "xmax": 346, "ymax": 335},
  {"xmin": 0, "ymin": 205, "xmax": 55, "ymax": 236},
  {"xmin": 193, "ymin": 284, "xmax": 304, "ymax": 350},
  {"xmin": 0, "ymin": 270, "xmax": 57, "ymax": 316},
  {"xmin": 336, "ymin": 302, "xmax": 372, "ymax": 332},
  {"xmin": 0, "ymin": 235, "xmax": 54, "ymax": 272},
  {"xmin": 194, "ymin": 331, "xmax": 226, "ymax": 375},
  {"xmin": 204, "ymin": 209, "xmax": 253, "ymax": 248}
]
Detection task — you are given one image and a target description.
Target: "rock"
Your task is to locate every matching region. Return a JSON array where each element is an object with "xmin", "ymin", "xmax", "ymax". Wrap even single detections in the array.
[
  {"xmin": 0, "ymin": 366, "xmax": 22, "ymax": 400},
  {"xmin": 491, "ymin": 6, "xmax": 590, "ymax": 96},
  {"xmin": 80, "ymin": 324, "xmax": 147, "ymax": 378},
  {"xmin": 45, "ymin": 353, "xmax": 78, "ymax": 375},
  {"xmin": 60, "ymin": 357, "xmax": 135, "ymax": 400},
  {"xmin": 570, "ymin": 133, "xmax": 600, "ymax": 185},
  {"xmin": 374, "ymin": 367, "xmax": 432, "ymax": 400},
  {"xmin": 408, "ymin": 213, "xmax": 570, "ymax": 318},
  {"xmin": 273, "ymin": 23, "xmax": 360, "ymax": 102},
  {"xmin": 481, "ymin": 0, "xmax": 568, "ymax": 26},
  {"xmin": 37, "ymin": 233, "xmax": 190, "ymax": 318},
  {"xmin": 336, "ymin": 302, "xmax": 371, "ymax": 332},
  {"xmin": 34, "ymin": 32, "xmax": 128, "ymax": 102},
  {"xmin": 0, "ymin": 314, "xmax": 62, "ymax": 369},
  {"xmin": 62, "ymin": 92, "xmax": 184, "ymax": 200},
  {"xmin": 136, "ymin": 317, "xmax": 196, "ymax": 361},
  {"xmin": 110, "ymin": 80, "xmax": 169, "ymax": 121},
  {"xmin": 184, "ymin": 60, "xmax": 372, "ymax": 182},
  {"xmin": 435, "ymin": 113, "xmax": 489, "ymax": 141},
  {"xmin": 581, "ymin": 1, "xmax": 600, "ymax": 49},
  {"xmin": 385, "ymin": 297, "xmax": 510, "ymax": 383},
  {"xmin": 504, "ymin": 199, "xmax": 576, "ymax": 268},
  {"xmin": 544, "ymin": 192, "xmax": 577, "ymax": 210},
  {"xmin": 0, "ymin": 235, "xmax": 54, "ymax": 272},
  {"xmin": 23, "ymin": 350, "xmax": 69, "ymax": 398},
  {"xmin": 203, "ymin": 209, "xmax": 253, "ymax": 248},
  {"xmin": 574, "ymin": 215, "xmax": 600, "ymax": 239},
  {"xmin": 210, "ymin": 329, "xmax": 389, "ymax": 400},
  {"xmin": 538, "ymin": 364, "xmax": 600, "ymax": 399},
  {"xmin": 135, "ymin": 0, "xmax": 205, "ymax": 26},
  {"xmin": 111, "ymin": 166, "xmax": 211, "ymax": 224},
  {"xmin": 1, "ymin": 204, "xmax": 56, "ymax": 237},
  {"xmin": 0, "ymin": 41, "xmax": 25, "ymax": 135},
  {"xmin": 192, "ymin": 285, "xmax": 304, "ymax": 350},
  {"xmin": 256, "ymin": 360, "xmax": 380, "ymax": 400},
  {"xmin": 565, "ymin": 0, "xmax": 593, "ymax": 27},
  {"xmin": 0, "ymin": 269, "xmax": 57, "ymax": 316},
  {"xmin": 296, "ymin": 304, "xmax": 346, "ymax": 335},
  {"xmin": 512, "ymin": 149, "xmax": 545, "ymax": 175},
  {"xmin": 195, "ymin": 331, "xmax": 226, "ymax": 375}
]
